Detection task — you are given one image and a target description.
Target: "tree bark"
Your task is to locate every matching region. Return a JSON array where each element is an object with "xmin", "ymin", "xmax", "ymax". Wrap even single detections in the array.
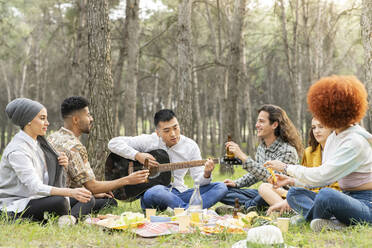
[
  {"xmin": 192, "ymin": 52, "xmax": 202, "ymax": 145},
  {"xmin": 176, "ymin": 0, "xmax": 193, "ymax": 138},
  {"xmin": 224, "ymin": 0, "xmax": 245, "ymax": 146},
  {"xmin": 123, "ymin": 0, "xmax": 140, "ymax": 135},
  {"xmin": 241, "ymin": 42, "xmax": 255, "ymax": 156},
  {"xmin": 86, "ymin": 0, "xmax": 114, "ymax": 179},
  {"xmin": 220, "ymin": 0, "xmax": 245, "ymax": 174},
  {"xmin": 278, "ymin": 0, "xmax": 302, "ymax": 129},
  {"xmin": 362, "ymin": 0, "xmax": 372, "ymax": 132}
]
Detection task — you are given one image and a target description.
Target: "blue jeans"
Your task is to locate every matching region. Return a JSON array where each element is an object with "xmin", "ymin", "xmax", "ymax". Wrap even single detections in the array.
[
  {"xmin": 140, "ymin": 182, "xmax": 228, "ymax": 211},
  {"xmin": 220, "ymin": 187, "xmax": 268, "ymax": 210},
  {"xmin": 287, "ymin": 187, "xmax": 372, "ymax": 225}
]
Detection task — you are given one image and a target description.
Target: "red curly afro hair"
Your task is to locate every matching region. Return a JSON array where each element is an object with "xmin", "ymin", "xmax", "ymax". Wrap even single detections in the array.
[{"xmin": 307, "ymin": 75, "xmax": 368, "ymax": 129}]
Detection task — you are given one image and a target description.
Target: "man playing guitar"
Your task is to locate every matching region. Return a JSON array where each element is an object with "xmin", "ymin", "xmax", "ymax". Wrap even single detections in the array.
[{"xmin": 108, "ymin": 109, "xmax": 228, "ymax": 211}]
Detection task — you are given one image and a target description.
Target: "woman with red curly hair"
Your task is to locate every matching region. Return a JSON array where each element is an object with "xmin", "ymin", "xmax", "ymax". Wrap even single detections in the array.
[{"xmin": 265, "ymin": 75, "xmax": 372, "ymax": 231}]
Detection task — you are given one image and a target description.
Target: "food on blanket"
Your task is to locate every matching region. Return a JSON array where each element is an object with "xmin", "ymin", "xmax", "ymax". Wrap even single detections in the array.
[
  {"xmin": 246, "ymin": 211, "xmax": 259, "ymax": 218},
  {"xmin": 97, "ymin": 214, "xmax": 118, "ymax": 220},
  {"xmin": 96, "ymin": 212, "xmax": 146, "ymax": 229},
  {"xmin": 216, "ymin": 218, "xmax": 245, "ymax": 233},
  {"xmin": 119, "ymin": 212, "xmax": 146, "ymax": 225},
  {"xmin": 251, "ymin": 216, "xmax": 272, "ymax": 227},
  {"xmin": 200, "ymin": 225, "xmax": 221, "ymax": 234},
  {"xmin": 267, "ymin": 168, "xmax": 277, "ymax": 183},
  {"xmin": 237, "ymin": 212, "xmax": 272, "ymax": 228},
  {"xmin": 239, "ymin": 211, "xmax": 257, "ymax": 226}
]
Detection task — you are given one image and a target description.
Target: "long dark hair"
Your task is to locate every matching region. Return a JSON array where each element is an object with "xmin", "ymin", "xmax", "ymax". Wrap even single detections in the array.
[
  {"xmin": 258, "ymin": 104, "xmax": 304, "ymax": 155},
  {"xmin": 308, "ymin": 126, "xmax": 319, "ymax": 153}
]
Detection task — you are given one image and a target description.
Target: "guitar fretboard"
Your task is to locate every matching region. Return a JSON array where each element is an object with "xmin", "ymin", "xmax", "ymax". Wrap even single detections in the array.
[{"xmin": 157, "ymin": 158, "xmax": 219, "ymax": 172}]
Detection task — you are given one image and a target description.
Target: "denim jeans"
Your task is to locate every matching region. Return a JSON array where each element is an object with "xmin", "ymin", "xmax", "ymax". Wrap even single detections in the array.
[
  {"xmin": 287, "ymin": 187, "xmax": 372, "ymax": 225},
  {"xmin": 219, "ymin": 187, "xmax": 268, "ymax": 210},
  {"xmin": 140, "ymin": 182, "xmax": 228, "ymax": 211}
]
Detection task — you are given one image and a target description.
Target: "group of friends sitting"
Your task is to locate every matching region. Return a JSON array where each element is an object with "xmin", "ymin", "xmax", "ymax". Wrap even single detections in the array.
[{"xmin": 0, "ymin": 75, "xmax": 371, "ymax": 232}]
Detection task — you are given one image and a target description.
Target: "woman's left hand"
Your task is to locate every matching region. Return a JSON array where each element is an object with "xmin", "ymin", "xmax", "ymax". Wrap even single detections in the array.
[
  {"xmin": 58, "ymin": 152, "xmax": 69, "ymax": 168},
  {"xmin": 264, "ymin": 160, "xmax": 286, "ymax": 172}
]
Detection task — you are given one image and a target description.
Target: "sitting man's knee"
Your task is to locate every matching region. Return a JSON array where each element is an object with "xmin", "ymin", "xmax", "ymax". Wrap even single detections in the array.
[
  {"xmin": 144, "ymin": 185, "xmax": 167, "ymax": 198},
  {"xmin": 214, "ymin": 182, "xmax": 228, "ymax": 192}
]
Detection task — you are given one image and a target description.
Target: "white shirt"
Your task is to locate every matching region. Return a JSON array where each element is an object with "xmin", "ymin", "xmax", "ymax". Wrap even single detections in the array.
[
  {"xmin": 288, "ymin": 125, "xmax": 372, "ymax": 189},
  {"xmin": 108, "ymin": 133, "xmax": 211, "ymax": 192},
  {"xmin": 0, "ymin": 131, "xmax": 52, "ymax": 212}
]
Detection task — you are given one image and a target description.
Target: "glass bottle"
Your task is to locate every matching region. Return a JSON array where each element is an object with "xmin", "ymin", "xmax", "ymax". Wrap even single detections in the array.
[
  {"xmin": 226, "ymin": 135, "xmax": 234, "ymax": 159},
  {"xmin": 188, "ymin": 184, "xmax": 203, "ymax": 222},
  {"xmin": 233, "ymin": 198, "xmax": 240, "ymax": 219}
]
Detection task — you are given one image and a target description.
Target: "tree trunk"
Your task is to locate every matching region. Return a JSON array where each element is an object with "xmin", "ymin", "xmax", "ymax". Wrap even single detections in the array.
[
  {"xmin": 176, "ymin": 0, "xmax": 193, "ymax": 138},
  {"xmin": 1, "ymin": 121, "xmax": 5, "ymax": 153},
  {"xmin": 112, "ymin": 25, "xmax": 126, "ymax": 137},
  {"xmin": 201, "ymin": 76, "xmax": 208, "ymax": 156},
  {"xmin": 362, "ymin": 0, "xmax": 372, "ymax": 132},
  {"xmin": 123, "ymin": 0, "xmax": 140, "ymax": 135},
  {"xmin": 220, "ymin": 0, "xmax": 246, "ymax": 175},
  {"xmin": 278, "ymin": 0, "xmax": 302, "ymax": 129},
  {"xmin": 19, "ymin": 37, "xmax": 32, "ymax": 98},
  {"xmin": 86, "ymin": 0, "xmax": 114, "ymax": 179},
  {"xmin": 71, "ymin": 0, "xmax": 87, "ymax": 96},
  {"xmin": 241, "ymin": 36, "xmax": 255, "ymax": 156},
  {"xmin": 192, "ymin": 53, "xmax": 202, "ymax": 145},
  {"xmin": 224, "ymin": 0, "xmax": 245, "ymax": 146}
]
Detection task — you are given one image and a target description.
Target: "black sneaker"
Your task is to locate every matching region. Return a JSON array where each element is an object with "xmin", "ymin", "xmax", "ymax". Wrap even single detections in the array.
[
  {"xmin": 215, "ymin": 205, "xmax": 234, "ymax": 215},
  {"xmin": 215, "ymin": 205, "xmax": 255, "ymax": 215},
  {"xmin": 243, "ymin": 206, "xmax": 257, "ymax": 214}
]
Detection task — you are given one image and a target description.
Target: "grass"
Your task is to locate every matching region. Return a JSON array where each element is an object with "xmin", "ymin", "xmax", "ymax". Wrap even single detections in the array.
[{"xmin": 1, "ymin": 164, "xmax": 371, "ymax": 248}]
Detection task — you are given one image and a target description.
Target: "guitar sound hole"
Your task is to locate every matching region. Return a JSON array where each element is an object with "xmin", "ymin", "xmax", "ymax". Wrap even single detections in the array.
[{"xmin": 148, "ymin": 171, "xmax": 160, "ymax": 179}]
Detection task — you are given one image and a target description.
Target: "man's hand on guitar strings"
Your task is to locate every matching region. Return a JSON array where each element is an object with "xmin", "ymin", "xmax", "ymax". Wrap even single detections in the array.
[
  {"xmin": 135, "ymin": 152, "xmax": 159, "ymax": 167},
  {"xmin": 203, "ymin": 158, "xmax": 215, "ymax": 178},
  {"xmin": 124, "ymin": 170, "xmax": 150, "ymax": 185}
]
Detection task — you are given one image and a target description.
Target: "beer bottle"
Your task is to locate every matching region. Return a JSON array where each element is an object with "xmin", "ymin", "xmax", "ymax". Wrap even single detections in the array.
[
  {"xmin": 226, "ymin": 135, "xmax": 234, "ymax": 159},
  {"xmin": 233, "ymin": 198, "xmax": 240, "ymax": 219}
]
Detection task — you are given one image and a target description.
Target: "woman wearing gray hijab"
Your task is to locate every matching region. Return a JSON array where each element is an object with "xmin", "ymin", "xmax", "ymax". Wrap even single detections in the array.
[{"xmin": 0, "ymin": 98, "xmax": 92, "ymax": 223}]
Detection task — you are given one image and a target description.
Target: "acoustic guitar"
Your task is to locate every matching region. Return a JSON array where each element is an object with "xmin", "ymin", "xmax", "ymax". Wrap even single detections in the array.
[{"xmin": 105, "ymin": 149, "xmax": 242, "ymax": 201}]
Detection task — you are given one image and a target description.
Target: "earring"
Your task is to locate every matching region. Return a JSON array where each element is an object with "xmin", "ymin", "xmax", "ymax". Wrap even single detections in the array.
[{"xmin": 28, "ymin": 122, "xmax": 31, "ymax": 125}]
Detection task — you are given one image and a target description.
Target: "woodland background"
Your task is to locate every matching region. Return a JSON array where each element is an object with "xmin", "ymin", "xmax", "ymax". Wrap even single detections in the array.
[{"xmin": 1, "ymin": 0, "xmax": 371, "ymax": 178}]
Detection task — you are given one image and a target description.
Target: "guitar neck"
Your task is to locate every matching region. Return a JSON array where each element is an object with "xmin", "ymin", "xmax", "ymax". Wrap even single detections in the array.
[{"xmin": 157, "ymin": 158, "xmax": 219, "ymax": 172}]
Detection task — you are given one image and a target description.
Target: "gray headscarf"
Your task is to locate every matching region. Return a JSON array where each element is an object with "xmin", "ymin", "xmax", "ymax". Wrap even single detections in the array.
[{"xmin": 5, "ymin": 98, "xmax": 45, "ymax": 128}]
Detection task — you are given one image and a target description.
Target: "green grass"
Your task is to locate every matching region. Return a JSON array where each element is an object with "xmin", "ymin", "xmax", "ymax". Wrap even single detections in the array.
[{"xmin": 1, "ymin": 164, "xmax": 371, "ymax": 248}]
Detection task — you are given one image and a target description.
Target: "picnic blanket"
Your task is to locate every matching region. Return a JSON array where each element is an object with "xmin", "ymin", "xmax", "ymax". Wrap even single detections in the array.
[{"xmin": 85, "ymin": 211, "xmax": 272, "ymax": 238}]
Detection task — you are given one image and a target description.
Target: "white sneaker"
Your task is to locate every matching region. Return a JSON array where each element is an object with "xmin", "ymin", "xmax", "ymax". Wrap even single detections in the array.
[
  {"xmin": 58, "ymin": 215, "xmax": 77, "ymax": 227},
  {"xmin": 310, "ymin": 218, "xmax": 346, "ymax": 232}
]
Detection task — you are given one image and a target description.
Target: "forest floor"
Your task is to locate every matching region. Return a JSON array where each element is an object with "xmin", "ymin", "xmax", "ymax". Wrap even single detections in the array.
[{"xmin": 0, "ymin": 165, "xmax": 371, "ymax": 248}]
